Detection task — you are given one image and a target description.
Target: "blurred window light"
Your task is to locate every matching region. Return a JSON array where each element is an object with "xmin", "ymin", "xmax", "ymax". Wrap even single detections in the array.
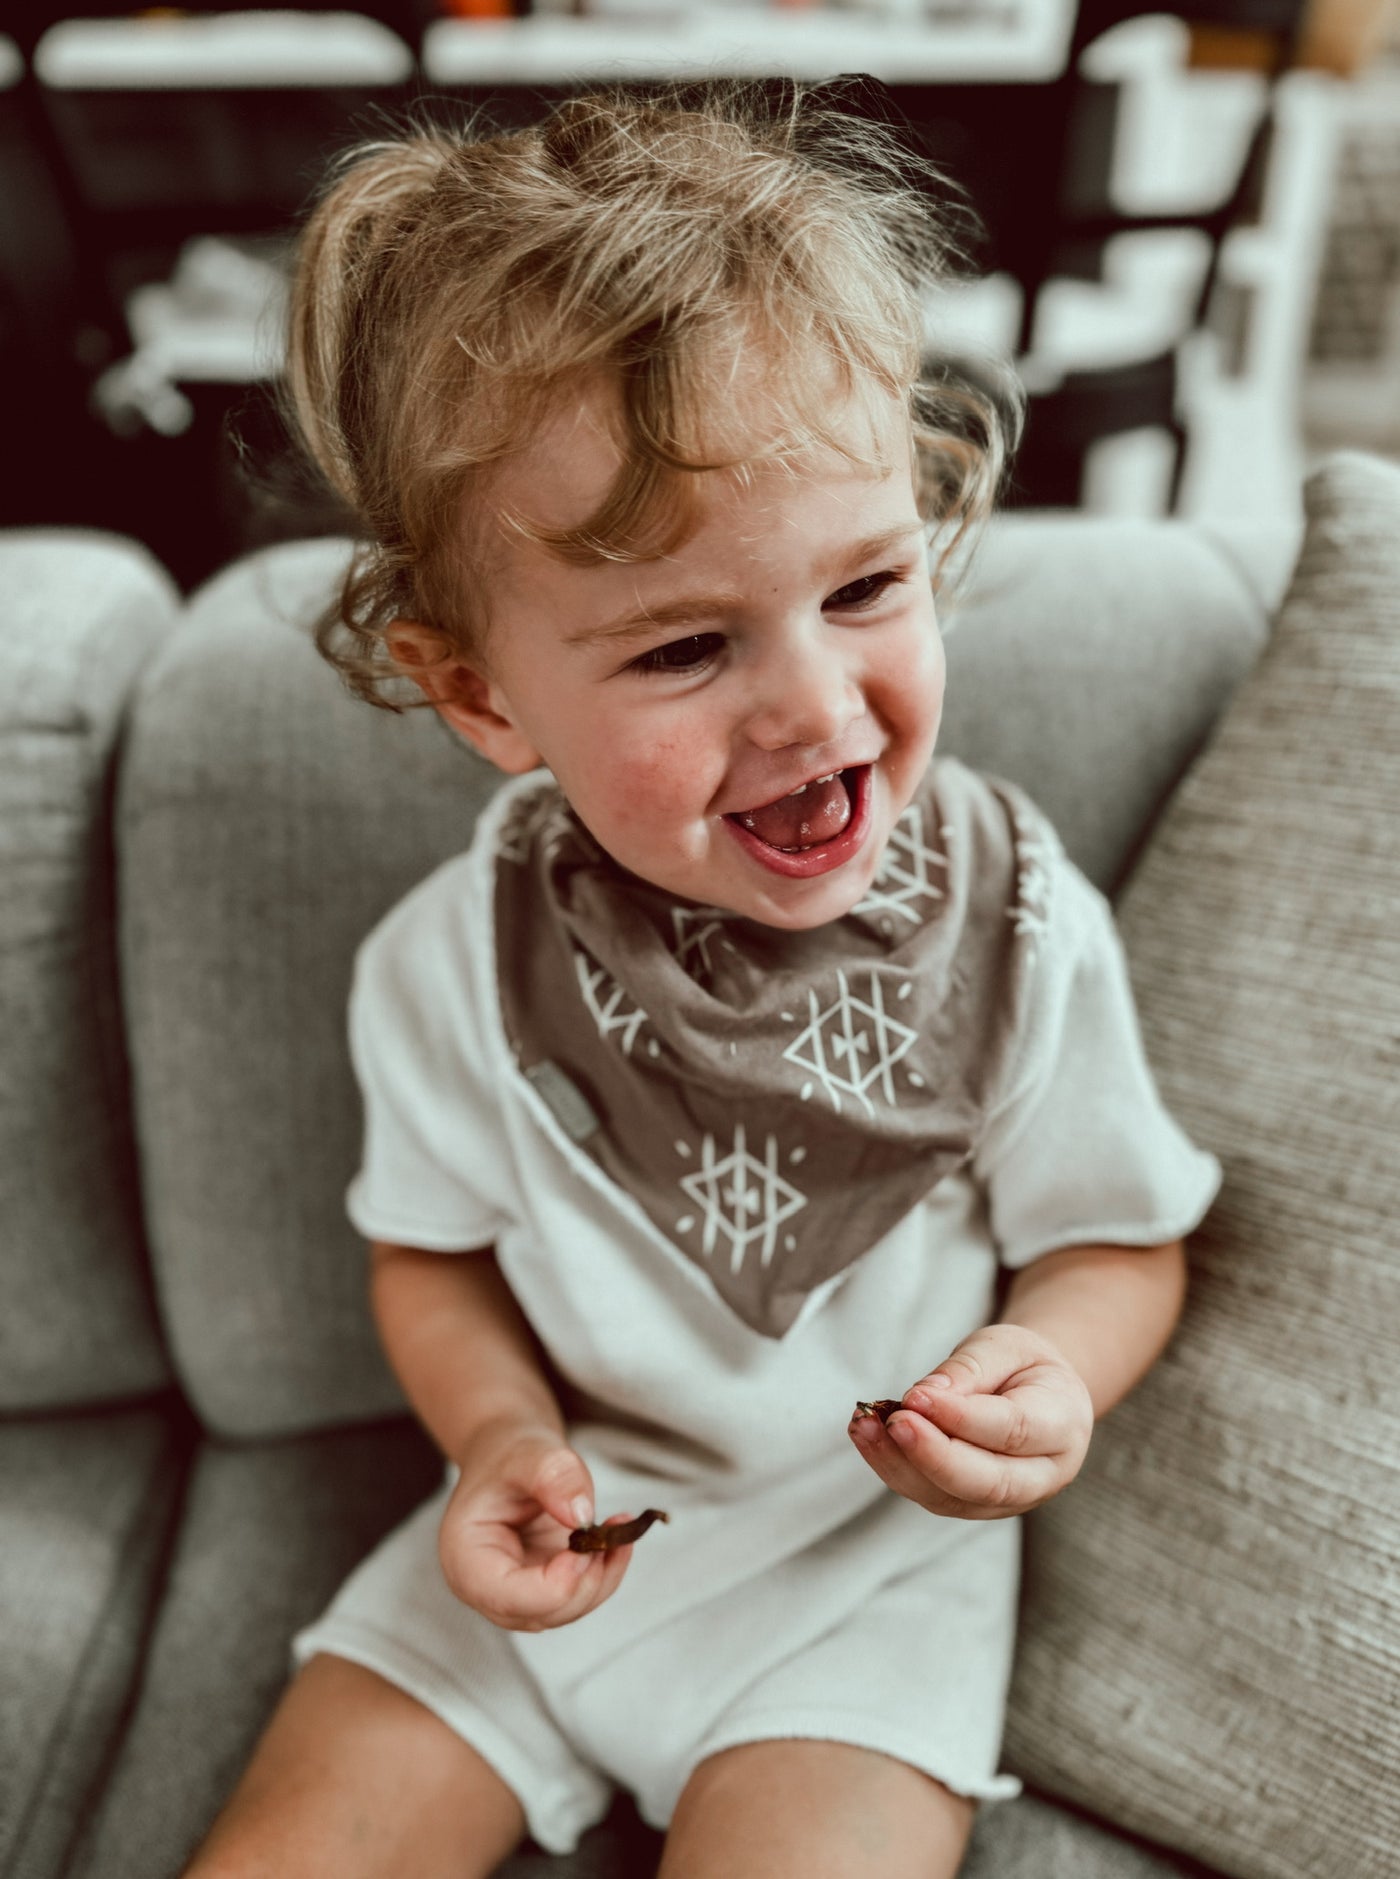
[
  {"xmin": 923, "ymin": 272, "xmax": 1025, "ymax": 368},
  {"xmin": 1309, "ymin": 91, "xmax": 1400, "ymax": 364},
  {"xmin": 34, "ymin": 11, "xmax": 414, "ymax": 90},
  {"xmin": 1303, "ymin": 70, "xmax": 1400, "ymax": 450},
  {"xmin": 94, "ymin": 236, "xmax": 288, "ymax": 436},
  {"xmin": 1080, "ymin": 425, "xmax": 1180, "ymax": 516},
  {"xmin": 421, "ymin": 2, "xmax": 1078, "ymax": 87},
  {"xmin": 1080, "ymin": 14, "xmax": 1269, "ymax": 213}
]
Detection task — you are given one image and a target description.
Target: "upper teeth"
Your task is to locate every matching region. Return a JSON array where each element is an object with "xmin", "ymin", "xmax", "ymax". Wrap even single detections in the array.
[{"xmin": 786, "ymin": 771, "xmax": 839, "ymax": 797}]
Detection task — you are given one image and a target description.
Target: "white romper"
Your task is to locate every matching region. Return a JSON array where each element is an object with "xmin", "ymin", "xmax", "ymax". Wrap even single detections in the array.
[{"xmin": 294, "ymin": 768, "xmax": 1222, "ymax": 1854}]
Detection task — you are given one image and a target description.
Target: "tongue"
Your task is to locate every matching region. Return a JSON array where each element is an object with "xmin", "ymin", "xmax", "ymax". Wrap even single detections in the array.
[{"xmin": 735, "ymin": 773, "xmax": 852, "ymax": 850}]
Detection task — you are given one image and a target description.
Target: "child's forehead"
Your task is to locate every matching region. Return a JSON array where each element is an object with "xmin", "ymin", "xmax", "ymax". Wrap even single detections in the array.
[{"xmin": 482, "ymin": 369, "xmax": 911, "ymax": 554}]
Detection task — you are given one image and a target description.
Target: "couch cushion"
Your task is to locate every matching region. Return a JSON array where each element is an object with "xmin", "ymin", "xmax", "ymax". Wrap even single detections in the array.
[
  {"xmin": 118, "ymin": 538, "xmax": 504, "ymax": 1437},
  {"xmin": 0, "ymin": 1407, "xmax": 186, "ymax": 1879},
  {"xmin": 60, "ymin": 1418, "xmax": 1211, "ymax": 1879},
  {"xmin": 940, "ymin": 514, "xmax": 1284, "ymax": 895},
  {"xmin": 64, "ymin": 1418, "xmax": 444, "ymax": 1879},
  {"xmin": 491, "ymin": 1780, "xmax": 1212, "ymax": 1877},
  {"xmin": 1003, "ymin": 454, "xmax": 1400, "ymax": 1878},
  {"xmin": 963, "ymin": 1789, "xmax": 1217, "ymax": 1878},
  {"xmin": 0, "ymin": 530, "xmax": 177, "ymax": 1409},
  {"xmin": 120, "ymin": 520, "xmax": 1279, "ymax": 1439}
]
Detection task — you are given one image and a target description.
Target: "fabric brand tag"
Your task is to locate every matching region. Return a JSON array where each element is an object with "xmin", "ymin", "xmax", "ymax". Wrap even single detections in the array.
[{"xmin": 525, "ymin": 1060, "xmax": 601, "ymax": 1144}]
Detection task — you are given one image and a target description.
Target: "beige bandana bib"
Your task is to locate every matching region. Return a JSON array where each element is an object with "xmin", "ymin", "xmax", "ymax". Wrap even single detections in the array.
[{"xmin": 495, "ymin": 759, "xmax": 1058, "ymax": 1338}]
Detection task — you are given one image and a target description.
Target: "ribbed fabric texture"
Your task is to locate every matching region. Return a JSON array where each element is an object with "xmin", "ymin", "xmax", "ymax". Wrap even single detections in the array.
[
  {"xmin": 118, "ymin": 539, "xmax": 503, "ymax": 1438},
  {"xmin": 0, "ymin": 1411, "xmax": 183, "ymax": 1879},
  {"xmin": 1005, "ymin": 455, "xmax": 1400, "ymax": 1879},
  {"xmin": 939, "ymin": 513, "xmax": 1280, "ymax": 896},
  {"xmin": 64, "ymin": 1419, "xmax": 442, "ymax": 1879},
  {"xmin": 0, "ymin": 531, "xmax": 177, "ymax": 1409}
]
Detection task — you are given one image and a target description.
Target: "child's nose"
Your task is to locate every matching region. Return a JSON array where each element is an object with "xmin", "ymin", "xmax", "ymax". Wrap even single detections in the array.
[{"xmin": 744, "ymin": 640, "xmax": 865, "ymax": 753}]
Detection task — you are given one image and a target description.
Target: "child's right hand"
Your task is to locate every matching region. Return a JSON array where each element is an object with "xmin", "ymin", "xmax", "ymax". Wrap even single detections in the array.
[{"xmin": 437, "ymin": 1420, "xmax": 634, "ymax": 1632}]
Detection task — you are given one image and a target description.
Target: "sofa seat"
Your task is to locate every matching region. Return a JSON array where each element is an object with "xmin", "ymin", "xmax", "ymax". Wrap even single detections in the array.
[
  {"xmin": 10, "ymin": 500, "xmax": 1330, "ymax": 1877},
  {"xmin": 63, "ymin": 1417, "xmax": 444, "ymax": 1878},
  {"xmin": 0, "ymin": 1406, "xmax": 187, "ymax": 1879},
  {"xmin": 58, "ymin": 1414, "xmax": 1212, "ymax": 1879}
]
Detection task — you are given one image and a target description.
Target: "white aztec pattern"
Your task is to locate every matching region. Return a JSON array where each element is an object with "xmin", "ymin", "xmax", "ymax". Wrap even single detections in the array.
[
  {"xmin": 670, "ymin": 906, "xmax": 726, "ymax": 983},
  {"xmin": 675, "ymin": 1124, "xmax": 807, "ymax": 1274},
  {"xmin": 1007, "ymin": 808, "xmax": 1056, "ymax": 959},
  {"xmin": 853, "ymin": 802, "xmax": 948, "ymax": 925},
  {"xmin": 782, "ymin": 969, "xmax": 918, "ymax": 1115},
  {"xmin": 574, "ymin": 947, "xmax": 647, "ymax": 1055}
]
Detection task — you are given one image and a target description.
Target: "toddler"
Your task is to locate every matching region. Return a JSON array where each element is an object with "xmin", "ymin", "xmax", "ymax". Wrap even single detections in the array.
[{"xmin": 187, "ymin": 85, "xmax": 1220, "ymax": 1879}]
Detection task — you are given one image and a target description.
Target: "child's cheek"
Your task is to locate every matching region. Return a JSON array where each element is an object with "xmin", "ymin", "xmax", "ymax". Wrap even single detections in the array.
[
  {"xmin": 606, "ymin": 733, "xmax": 716, "ymax": 841},
  {"xmin": 885, "ymin": 627, "xmax": 945, "ymax": 764}
]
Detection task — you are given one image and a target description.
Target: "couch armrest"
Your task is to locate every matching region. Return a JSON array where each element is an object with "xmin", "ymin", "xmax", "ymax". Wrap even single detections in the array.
[{"xmin": 1, "ymin": 529, "xmax": 179, "ymax": 1409}]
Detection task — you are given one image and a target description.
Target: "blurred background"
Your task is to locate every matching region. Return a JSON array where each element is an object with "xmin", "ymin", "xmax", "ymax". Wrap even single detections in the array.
[{"xmin": 1, "ymin": 0, "xmax": 1397, "ymax": 590}]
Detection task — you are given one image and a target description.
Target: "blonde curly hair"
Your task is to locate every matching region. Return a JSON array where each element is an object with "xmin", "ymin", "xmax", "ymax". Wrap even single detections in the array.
[{"xmin": 284, "ymin": 81, "xmax": 1018, "ymax": 708}]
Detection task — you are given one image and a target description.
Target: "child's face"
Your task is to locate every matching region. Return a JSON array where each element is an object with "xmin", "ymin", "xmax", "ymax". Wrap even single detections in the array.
[{"xmin": 424, "ymin": 383, "xmax": 944, "ymax": 930}]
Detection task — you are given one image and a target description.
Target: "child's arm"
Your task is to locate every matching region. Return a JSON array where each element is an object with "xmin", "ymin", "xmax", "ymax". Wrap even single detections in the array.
[
  {"xmin": 849, "ymin": 1239, "xmax": 1187, "ymax": 1519},
  {"xmin": 998, "ymin": 1238, "xmax": 1188, "ymax": 1417},
  {"xmin": 372, "ymin": 1239, "xmax": 568, "ymax": 1459},
  {"xmin": 372, "ymin": 1241, "xmax": 636, "ymax": 1628}
]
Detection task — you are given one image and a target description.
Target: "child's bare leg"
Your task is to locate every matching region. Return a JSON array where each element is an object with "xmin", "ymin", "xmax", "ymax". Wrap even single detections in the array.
[
  {"xmin": 183, "ymin": 1653, "xmax": 526, "ymax": 1879},
  {"xmin": 659, "ymin": 1739, "xmax": 976, "ymax": 1879}
]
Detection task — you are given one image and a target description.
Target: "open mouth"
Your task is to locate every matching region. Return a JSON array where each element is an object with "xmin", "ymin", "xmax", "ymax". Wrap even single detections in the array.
[{"xmin": 723, "ymin": 766, "xmax": 873, "ymax": 879}]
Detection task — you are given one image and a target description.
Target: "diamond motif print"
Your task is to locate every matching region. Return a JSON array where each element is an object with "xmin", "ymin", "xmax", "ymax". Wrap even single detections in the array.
[
  {"xmin": 670, "ymin": 906, "xmax": 726, "ymax": 983},
  {"xmin": 783, "ymin": 969, "xmax": 918, "ymax": 1115},
  {"xmin": 677, "ymin": 1123, "xmax": 807, "ymax": 1274},
  {"xmin": 574, "ymin": 947, "xmax": 647, "ymax": 1055},
  {"xmin": 853, "ymin": 802, "xmax": 948, "ymax": 926}
]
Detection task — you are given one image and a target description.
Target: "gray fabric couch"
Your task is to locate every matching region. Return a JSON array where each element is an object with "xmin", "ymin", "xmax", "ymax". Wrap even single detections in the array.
[{"xmin": 2, "ymin": 505, "xmax": 1317, "ymax": 1879}]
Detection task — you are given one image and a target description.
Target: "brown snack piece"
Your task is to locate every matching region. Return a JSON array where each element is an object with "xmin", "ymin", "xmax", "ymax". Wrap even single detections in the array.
[
  {"xmin": 852, "ymin": 1398, "xmax": 903, "ymax": 1424},
  {"xmin": 568, "ymin": 1507, "xmax": 670, "ymax": 1554}
]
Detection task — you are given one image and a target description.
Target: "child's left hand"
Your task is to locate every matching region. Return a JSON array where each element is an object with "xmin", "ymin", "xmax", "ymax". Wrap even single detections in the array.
[{"xmin": 849, "ymin": 1324, "xmax": 1094, "ymax": 1519}]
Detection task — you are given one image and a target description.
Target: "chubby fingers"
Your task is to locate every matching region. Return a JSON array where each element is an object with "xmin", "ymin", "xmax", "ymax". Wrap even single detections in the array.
[
  {"xmin": 901, "ymin": 1375, "xmax": 1077, "ymax": 1460},
  {"xmin": 527, "ymin": 1441, "xmax": 600, "ymax": 1539},
  {"xmin": 459, "ymin": 1516, "xmax": 637, "ymax": 1631},
  {"xmin": 917, "ymin": 1322, "xmax": 1071, "ymax": 1402},
  {"xmin": 849, "ymin": 1325, "xmax": 1094, "ymax": 1516},
  {"xmin": 851, "ymin": 1402, "xmax": 1065, "ymax": 1516}
]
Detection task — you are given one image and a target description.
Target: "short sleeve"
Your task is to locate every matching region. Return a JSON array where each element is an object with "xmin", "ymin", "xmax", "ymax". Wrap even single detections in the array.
[
  {"xmin": 345, "ymin": 868, "xmax": 517, "ymax": 1253},
  {"xmin": 974, "ymin": 858, "xmax": 1221, "ymax": 1269}
]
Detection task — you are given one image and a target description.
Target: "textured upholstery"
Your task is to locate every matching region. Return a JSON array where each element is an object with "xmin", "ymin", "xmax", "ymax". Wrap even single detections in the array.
[
  {"xmin": 0, "ymin": 1410, "xmax": 186, "ymax": 1879},
  {"xmin": 59, "ymin": 1424, "xmax": 1202, "ymax": 1879},
  {"xmin": 963, "ymin": 1790, "xmax": 1215, "ymax": 1878},
  {"xmin": 118, "ymin": 539, "xmax": 503, "ymax": 1438},
  {"xmin": 64, "ymin": 1418, "xmax": 443, "ymax": 1879},
  {"xmin": 939, "ymin": 514, "xmax": 1285, "ymax": 897},
  {"xmin": 1004, "ymin": 456, "xmax": 1400, "ymax": 1879},
  {"xmin": 0, "ymin": 531, "xmax": 178, "ymax": 1409}
]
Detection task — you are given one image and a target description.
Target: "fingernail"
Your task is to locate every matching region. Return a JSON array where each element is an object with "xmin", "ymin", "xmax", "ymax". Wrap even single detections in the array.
[
  {"xmin": 571, "ymin": 1497, "xmax": 594, "ymax": 1527},
  {"xmin": 888, "ymin": 1415, "xmax": 916, "ymax": 1447},
  {"xmin": 905, "ymin": 1389, "xmax": 933, "ymax": 1414},
  {"xmin": 928, "ymin": 1373, "xmax": 953, "ymax": 1389}
]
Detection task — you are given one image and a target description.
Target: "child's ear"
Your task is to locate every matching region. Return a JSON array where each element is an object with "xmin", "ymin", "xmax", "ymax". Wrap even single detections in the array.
[{"xmin": 387, "ymin": 622, "xmax": 541, "ymax": 775}]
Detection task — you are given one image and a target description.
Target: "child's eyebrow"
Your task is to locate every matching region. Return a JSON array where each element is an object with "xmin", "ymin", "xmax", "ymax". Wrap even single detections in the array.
[{"xmin": 565, "ymin": 525, "xmax": 925, "ymax": 650}]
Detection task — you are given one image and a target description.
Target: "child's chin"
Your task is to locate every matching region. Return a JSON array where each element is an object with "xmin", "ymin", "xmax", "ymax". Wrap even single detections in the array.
[{"xmin": 733, "ymin": 872, "xmax": 873, "ymax": 932}]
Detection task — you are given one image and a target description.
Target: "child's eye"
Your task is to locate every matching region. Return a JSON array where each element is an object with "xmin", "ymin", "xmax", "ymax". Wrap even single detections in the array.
[
  {"xmin": 631, "ymin": 632, "xmax": 725, "ymax": 675},
  {"xmin": 827, "ymin": 571, "xmax": 901, "ymax": 611}
]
